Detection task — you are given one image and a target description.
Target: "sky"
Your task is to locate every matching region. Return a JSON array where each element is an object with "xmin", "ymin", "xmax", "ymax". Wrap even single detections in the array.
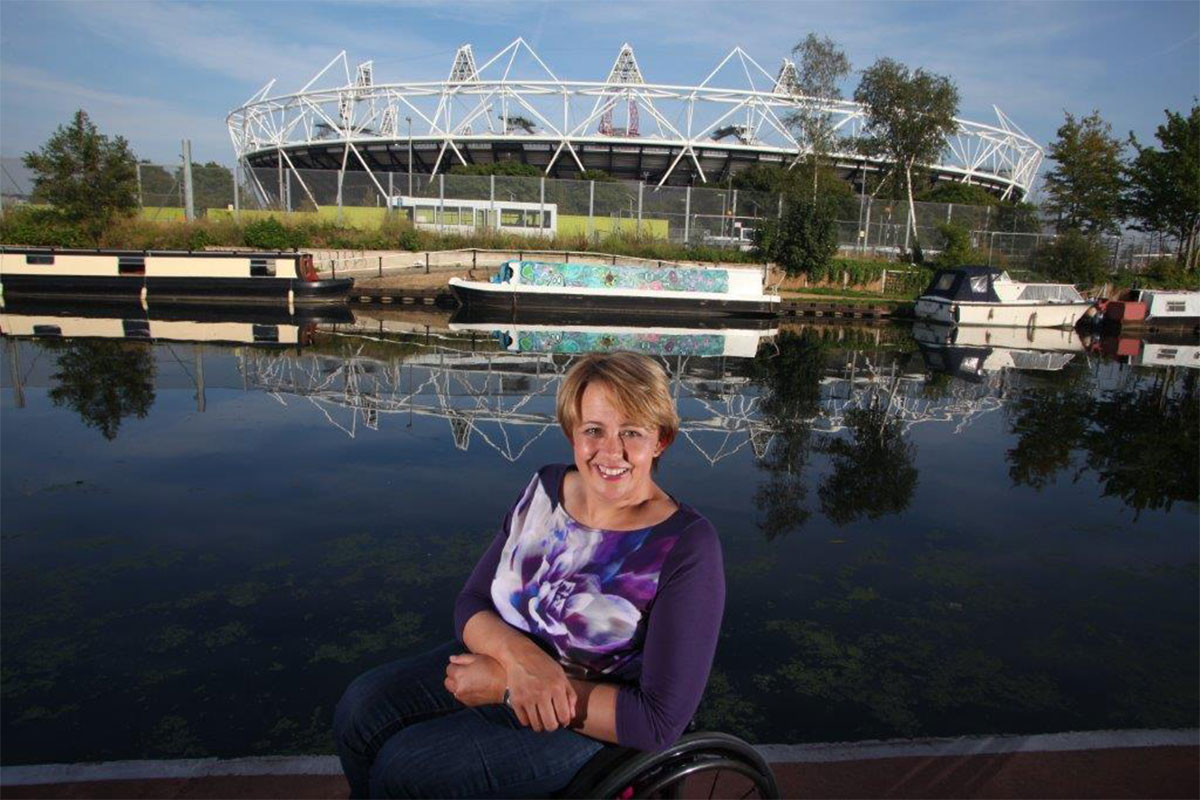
[{"xmin": 1, "ymin": 0, "xmax": 1197, "ymax": 193}]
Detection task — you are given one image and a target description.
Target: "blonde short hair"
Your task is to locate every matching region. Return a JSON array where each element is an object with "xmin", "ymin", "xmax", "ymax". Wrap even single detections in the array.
[{"xmin": 556, "ymin": 352, "xmax": 680, "ymax": 455}]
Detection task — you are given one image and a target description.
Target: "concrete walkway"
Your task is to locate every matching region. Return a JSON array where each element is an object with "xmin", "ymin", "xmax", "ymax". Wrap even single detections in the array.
[{"xmin": 3, "ymin": 729, "xmax": 1196, "ymax": 799}]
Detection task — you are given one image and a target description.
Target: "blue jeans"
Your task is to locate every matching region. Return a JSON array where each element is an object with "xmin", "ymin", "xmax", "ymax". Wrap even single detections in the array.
[{"xmin": 333, "ymin": 640, "xmax": 606, "ymax": 798}]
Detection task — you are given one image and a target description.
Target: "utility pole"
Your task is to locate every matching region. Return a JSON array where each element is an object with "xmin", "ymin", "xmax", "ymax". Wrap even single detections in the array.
[
  {"xmin": 181, "ymin": 139, "xmax": 195, "ymax": 222},
  {"xmin": 406, "ymin": 116, "xmax": 413, "ymax": 198}
]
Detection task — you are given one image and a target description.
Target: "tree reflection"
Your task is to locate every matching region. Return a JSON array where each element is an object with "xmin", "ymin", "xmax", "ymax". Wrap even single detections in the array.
[
  {"xmin": 1004, "ymin": 372, "xmax": 1092, "ymax": 490},
  {"xmin": 750, "ymin": 330, "xmax": 825, "ymax": 540},
  {"xmin": 818, "ymin": 403, "xmax": 919, "ymax": 525},
  {"xmin": 48, "ymin": 341, "xmax": 156, "ymax": 440},
  {"xmin": 1085, "ymin": 369, "xmax": 1198, "ymax": 515},
  {"xmin": 1006, "ymin": 367, "xmax": 1199, "ymax": 516}
]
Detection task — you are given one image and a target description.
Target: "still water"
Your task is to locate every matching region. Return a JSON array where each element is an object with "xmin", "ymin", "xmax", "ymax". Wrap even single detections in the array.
[{"xmin": 1, "ymin": 308, "xmax": 1196, "ymax": 765}]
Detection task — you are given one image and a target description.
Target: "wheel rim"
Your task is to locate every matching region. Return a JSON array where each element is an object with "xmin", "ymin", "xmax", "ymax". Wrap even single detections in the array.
[{"xmin": 633, "ymin": 756, "xmax": 777, "ymax": 799}]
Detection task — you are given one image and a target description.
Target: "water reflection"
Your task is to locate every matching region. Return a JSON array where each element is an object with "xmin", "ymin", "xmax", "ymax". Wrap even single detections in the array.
[
  {"xmin": 1, "ymin": 310, "xmax": 1196, "ymax": 764},
  {"xmin": 46, "ymin": 340, "xmax": 157, "ymax": 441}
]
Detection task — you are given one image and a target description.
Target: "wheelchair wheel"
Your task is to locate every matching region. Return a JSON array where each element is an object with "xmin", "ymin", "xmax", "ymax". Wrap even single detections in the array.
[{"xmin": 565, "ymin": 731, "xmax": 779, "ymax": 799}]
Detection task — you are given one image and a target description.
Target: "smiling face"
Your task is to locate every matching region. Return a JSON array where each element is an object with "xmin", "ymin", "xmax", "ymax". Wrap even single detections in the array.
[{"xmin": 572, "ymin": 380, "xmax": 664, "ymax": 508}]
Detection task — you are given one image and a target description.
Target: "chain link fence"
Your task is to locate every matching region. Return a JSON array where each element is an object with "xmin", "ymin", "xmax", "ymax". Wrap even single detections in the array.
[{"xmin": 5, "ymin": 152, "xmax": 1168, "ymax": 273}]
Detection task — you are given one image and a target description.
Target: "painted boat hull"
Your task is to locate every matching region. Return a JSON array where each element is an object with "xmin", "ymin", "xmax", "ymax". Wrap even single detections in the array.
[
  {"xmin": 913, "ymin": 296, "xmax": 1091, "ymax": 328},
  {"xmin": 0, "ymin": 274, "xmax": 354, "ymax": 305},
  {"xmin": 449, "ymin": 280, "xmax": 778, "ymax": 320}
]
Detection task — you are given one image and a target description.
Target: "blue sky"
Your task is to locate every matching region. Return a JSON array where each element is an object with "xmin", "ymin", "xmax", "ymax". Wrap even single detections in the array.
[{"xmin": 1, "ymin": 0, "xmax": 1197, "ymax": 190}]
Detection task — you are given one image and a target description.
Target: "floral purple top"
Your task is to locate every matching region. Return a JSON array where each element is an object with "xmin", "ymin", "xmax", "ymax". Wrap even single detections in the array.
[{"xmin": 455, "ymin": 464, "xmax": 725, "ymax": 751}]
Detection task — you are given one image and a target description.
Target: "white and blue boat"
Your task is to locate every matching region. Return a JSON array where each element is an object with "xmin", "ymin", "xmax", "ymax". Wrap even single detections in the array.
[{"xmin": 448, "ymin": 259, "xmax": 780, "ymax": 320}]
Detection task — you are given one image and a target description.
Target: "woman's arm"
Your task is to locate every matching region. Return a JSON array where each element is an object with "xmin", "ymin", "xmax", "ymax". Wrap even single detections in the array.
[
  {"xmin": 443, "ymin": 647, "xmax": 620, "ymax": 743},
  {"xmin": 462, "ymin": 610, "xmax": 578, "ymax": 732}
]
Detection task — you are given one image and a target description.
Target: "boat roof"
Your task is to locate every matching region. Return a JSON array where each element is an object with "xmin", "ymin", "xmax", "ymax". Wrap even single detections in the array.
[{"xmin": 934, "ymin": 265, "xmax": 1004, "ymax": 277}]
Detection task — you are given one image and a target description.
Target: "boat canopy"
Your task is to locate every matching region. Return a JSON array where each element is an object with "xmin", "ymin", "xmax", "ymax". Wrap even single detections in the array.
[{"xmin": 920, "ymin": 266, "xmax": 1004, "ymax": 303}]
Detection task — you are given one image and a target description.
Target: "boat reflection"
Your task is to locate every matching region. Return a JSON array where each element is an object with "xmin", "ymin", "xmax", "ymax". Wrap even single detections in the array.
[
  {"xmin": 447, "ymin": 318, "xmax": 777, "ymax": 358},
  {"xmin": 913, "ymin": 321, "xmax": 1083, "ymax": 381},
  {"xmin": 1079, "ymin": 330, "xmax": 1200, "ymax": 370},
  {"xmin": 0, "ymin": 299, "xmax": 353, "ymax": 347}
]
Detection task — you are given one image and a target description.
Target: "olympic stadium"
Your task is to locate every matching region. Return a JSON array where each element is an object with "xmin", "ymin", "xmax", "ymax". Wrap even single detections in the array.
[{"xmin": 226, "ymin": 39, "xmax": 1044, "ymax": 207}]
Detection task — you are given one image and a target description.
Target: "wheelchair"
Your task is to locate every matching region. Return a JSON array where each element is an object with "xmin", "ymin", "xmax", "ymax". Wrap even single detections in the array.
[{"xmin": 558, "ymin": 731, "xmax": 779, "ymax": 799}]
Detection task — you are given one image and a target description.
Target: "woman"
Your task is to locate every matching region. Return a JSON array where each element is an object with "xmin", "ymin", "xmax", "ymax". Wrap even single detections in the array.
[{"xmin": 334, "ymin": 352, "xmax": 725, "ymax": 798}]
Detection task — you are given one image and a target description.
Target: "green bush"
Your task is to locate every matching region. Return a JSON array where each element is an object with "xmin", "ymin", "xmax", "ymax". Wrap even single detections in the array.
[
  {"xmin": 243, "ymin": 216, "xmax": 308, "ymax": 250},
  {"xmin": 933, "ymin": 221, "xmax": 985, "ymax": 268},
  {"xmin": 1037, "ymin": 230, "xmax": 1111, "ymax": 286},
  {"xmin": 0, "ymin": 205, "xmax": 91, "ymax": 247},
  {"xmin": 916, "ymin": 182, "xmax": 998, "ymax": 206}
]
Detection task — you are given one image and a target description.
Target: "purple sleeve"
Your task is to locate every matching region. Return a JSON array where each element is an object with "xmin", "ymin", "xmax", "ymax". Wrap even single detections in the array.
[
  {"xmin": 614, "ymin": 517, "xmax": 725, "ymax": 751},
  {"xmin": 452, "ymin": 512, "xmax": 510, "ymax": 641}
]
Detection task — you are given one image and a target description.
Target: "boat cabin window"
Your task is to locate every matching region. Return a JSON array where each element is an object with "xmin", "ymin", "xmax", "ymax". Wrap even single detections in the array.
[
  {"xmin": 252, "ymin": 324, "xmax": 279, "ymax": 343},
  {"xmin": 970, "ymin": 275, "xmax": 989, "ymax": 293},
  {"xmin": 1157, "ymin": 348, "xmax": 1178, "ymax": 360},
  {"xmin": 25, "ymin": 254, "xmax": 54, "ymax": 265},
  {"xmin": 250, "ymin": 258, "xmax": 275, "ymax": 277},
  {"xmin": 118, "ymin": 256, "xmax": 146, "ymax": 276},
  {"xmin": 32, "ymin": 324, "xmax": 62, "ymax": 336},
  {"xmin": 1167, "ymin": 301, "xmax": 1187, "ymax": 313},
  {"xmin": 122, "ymin": 320, "xmax": 150, "ymax": 338},
  {"xmin": 934, "ymin": 273, "xmax": 956, "ymax": 291}
]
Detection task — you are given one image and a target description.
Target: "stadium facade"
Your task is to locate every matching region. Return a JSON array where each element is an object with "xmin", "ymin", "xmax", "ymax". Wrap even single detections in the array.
[{"xmin": 226, "ymin": 39, "xmax": 1043, "ymax": 207}]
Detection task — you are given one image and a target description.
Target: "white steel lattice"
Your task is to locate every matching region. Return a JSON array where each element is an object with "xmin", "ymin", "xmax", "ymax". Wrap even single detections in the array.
[{"xmin": 228, "ymin": 39, "xmax": 1044, "ymax": 201}]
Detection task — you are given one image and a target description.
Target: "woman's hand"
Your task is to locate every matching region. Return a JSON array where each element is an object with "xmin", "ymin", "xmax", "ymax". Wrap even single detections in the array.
[
  {"xmin": 502, "ymin": 644, "xmax": 577, "ymax": 733},
  {"xmin": 444, "ymin": 653, "xmax": 506, "ymax": 707}
]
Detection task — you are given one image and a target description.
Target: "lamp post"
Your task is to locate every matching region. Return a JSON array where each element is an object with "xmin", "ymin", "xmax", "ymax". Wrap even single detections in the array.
[{"xmin": 406, "ymin": 116, "xmax": 413, "ymax": 198}]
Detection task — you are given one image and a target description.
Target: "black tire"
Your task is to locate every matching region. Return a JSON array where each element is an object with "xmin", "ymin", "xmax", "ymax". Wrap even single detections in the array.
[{"xmin": 566, "ymin": 732, "xmax": 779, "ymax": 799}]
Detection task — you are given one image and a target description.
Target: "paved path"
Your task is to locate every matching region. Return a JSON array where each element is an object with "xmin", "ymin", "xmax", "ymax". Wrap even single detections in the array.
[{"xmin": 3, "ymin": 729, "xmax": 1195, "ymax": 799}]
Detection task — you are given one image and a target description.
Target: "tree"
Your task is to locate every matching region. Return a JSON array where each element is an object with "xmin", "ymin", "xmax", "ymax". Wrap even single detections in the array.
[
  {"xmin": 756, "ymin": 193, "xmax": 839, "ymax": 276},
  {"xmin": 1041, "ymin": 111, "xmax": 1125, "ymax": 235},
  {"xmin": 23, "ymin": 110, "xmax": 139, "ymax": 241},
  {"xmin": 1038, "ymin": 229, "xmax": 1112, "ymax": 286},
  {"xmin": 448, "ymin": 161, "xmax": 540, "ymax": 177},
  {"xmin": 1125, "ymin": 105, "xmax": 1200, "ymax": 271},
  {"xmin": 916, "ymin": 182, "xmax": 997, "ymax": 207},
  {"xmin": 854, "ymin": 59, "xmax": 960, "ymax": 256},
  {"xmin": 785, "ymin": 34, "xmax": 851, "ymax": 200},
  {"xmin": 191, "ymin": 162, "xmax": 234, "ymax": 211}
]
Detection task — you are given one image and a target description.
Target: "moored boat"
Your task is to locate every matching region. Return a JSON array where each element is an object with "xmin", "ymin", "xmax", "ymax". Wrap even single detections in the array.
[
  {"xmin": 0, "ymin": 247, "xmax": 353, "ymax": 305},
  {"xmin": 448, "ymin": 259, "xmax": 780, "ymax": 319},
  {"xmin": 913, "ymin": 266, "xmax": 1091, "ymax": 328},
  {"xmin": 1090, "ymin": 288, "xmax": 1200, "ymax": 334}
]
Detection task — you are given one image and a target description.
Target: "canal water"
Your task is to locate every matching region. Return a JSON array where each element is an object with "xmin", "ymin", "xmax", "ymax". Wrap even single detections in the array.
[{"xmin": 1, "ymin": 309, "xmax": 1196, "ymax": 765}]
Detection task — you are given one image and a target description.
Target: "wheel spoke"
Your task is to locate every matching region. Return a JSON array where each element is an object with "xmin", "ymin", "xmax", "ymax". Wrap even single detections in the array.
[{"xmin": 707, "ymin": 770, "xmax": 719, "ymax": 799}]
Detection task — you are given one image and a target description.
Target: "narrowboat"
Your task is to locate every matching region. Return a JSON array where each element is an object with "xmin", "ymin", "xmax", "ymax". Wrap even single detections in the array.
[
  {"xmin": 448, "ymin": 259, "xmax": 780, "ymax": 319},
  {"xmin": 913, "ymin": 266, "xmax": 1092, "ymax": 328},
  {"xmin": 1090, "ymin": 289, "xmax": 1200, "ymax": 334},
  {"xmin": 0, "ymin": 247, "xmax": 353, "ymax": 305}
]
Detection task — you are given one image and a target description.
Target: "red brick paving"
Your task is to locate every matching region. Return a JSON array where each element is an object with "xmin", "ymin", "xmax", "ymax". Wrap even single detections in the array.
[{"xmin": 3, "ymin": 745, "xmax": 1196, "ymax": 799}]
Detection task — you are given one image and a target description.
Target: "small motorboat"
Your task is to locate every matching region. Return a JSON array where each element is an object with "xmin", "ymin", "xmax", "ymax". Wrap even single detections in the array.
[{"xmin": 913, "ymin": 266, "xmax": 1091, "ymax": 328}]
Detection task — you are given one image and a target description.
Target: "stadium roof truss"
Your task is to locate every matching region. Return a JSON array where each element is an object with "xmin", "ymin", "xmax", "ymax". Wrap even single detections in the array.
[{"xmin": 227, "ymin": 38, "xmax": 1044, "ymax": 202}]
